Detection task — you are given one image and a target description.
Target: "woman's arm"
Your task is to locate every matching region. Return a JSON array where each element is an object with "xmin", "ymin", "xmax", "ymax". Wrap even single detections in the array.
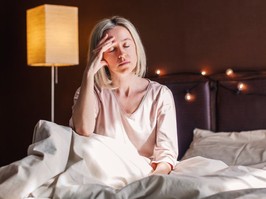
[
  {"xmin": 72, "ymin": 69, "xmax": 96, "ymax": 136},
  {"xmin": 151, "ymin": 86, "xmax": 179, "ymax": 173},
  {"xmin": 72, "ymin": 34, "xmax": 115, "ymax": 136}
]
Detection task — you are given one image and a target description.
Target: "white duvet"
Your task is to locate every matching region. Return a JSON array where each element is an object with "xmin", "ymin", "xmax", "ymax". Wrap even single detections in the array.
[{"xmin": 1, "ymin": 120, "xmax": 266, "ymax": 199}]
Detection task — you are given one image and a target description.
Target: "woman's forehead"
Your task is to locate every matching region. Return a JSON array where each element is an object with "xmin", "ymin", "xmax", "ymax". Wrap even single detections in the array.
[{"xmin": 106, "ymin": 26, "xmax": 133, "ymax": 42}]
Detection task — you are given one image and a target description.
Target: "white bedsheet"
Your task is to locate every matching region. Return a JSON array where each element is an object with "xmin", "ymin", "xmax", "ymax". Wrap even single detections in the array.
[{"xmin": 1, "ymin": 120, "xmax": 266, "ymax": 199}]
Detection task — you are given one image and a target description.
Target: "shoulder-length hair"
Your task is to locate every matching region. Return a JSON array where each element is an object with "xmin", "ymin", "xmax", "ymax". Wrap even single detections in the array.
[{"xmin": 87, "ymin": 16, "xmax": 146, "ymax": 88}]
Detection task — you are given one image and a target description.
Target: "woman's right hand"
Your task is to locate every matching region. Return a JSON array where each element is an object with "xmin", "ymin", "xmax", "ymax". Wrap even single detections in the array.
[{"xmin": 88, "ymin": 34, "xmax": 115, "ymax": 75}]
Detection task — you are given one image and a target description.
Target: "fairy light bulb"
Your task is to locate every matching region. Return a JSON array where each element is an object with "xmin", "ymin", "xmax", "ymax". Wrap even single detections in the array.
[
  {"xmin": 237, "ymin": 82, "xmax": 245, "ymax": 91},
  {"xmin": 201, "ymin": 70, "xmax": 207, "ymax": 76},
  {"xmin": 226, "ymin": 68, "xmax": 234, "ymax": 76},
  {"xmin": 185, "ymin": 92, "xmax": 192, "ymax": 101},
  {"xmin": 155, "ymin": 69, "xmax": 161, "ymax": 76}
]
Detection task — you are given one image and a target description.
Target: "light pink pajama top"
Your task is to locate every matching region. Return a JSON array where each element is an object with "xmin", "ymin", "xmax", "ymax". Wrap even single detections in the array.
[{"xmin": 71, "ymin": 79, "xmax": 178, "ymax": 168}]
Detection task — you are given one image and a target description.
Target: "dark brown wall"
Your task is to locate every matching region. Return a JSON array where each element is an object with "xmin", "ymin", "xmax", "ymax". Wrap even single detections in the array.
[{"xmin": 2, "ymin": 0, "xmax": 266, "ymax": 166}]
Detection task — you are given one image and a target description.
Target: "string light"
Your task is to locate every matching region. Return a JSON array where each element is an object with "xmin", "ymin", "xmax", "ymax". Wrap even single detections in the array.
[
  {"xmin": 184, "ymin": 90, "xmax": 195, "ymax": 102},
  {"xmin": 201, "ymin": 70, "xmax": 207, "ymax": 76},
  {"xmin": 185, "ymin": 92, "xmax": 192, "ymax": 101},
  {"xmin": 153, "ymin": 68, "xmax": 266, "ymax": 103},
  {"xmin": 226, "ymin": 68, "xmax": 234, "ymax": 76},
  {"xmin": 237, "ymin": 82, "xmax": 244, "ymax": 90},
  {"xmin": 155, "ymin": 69, "xmax": 161, "ymax": 76},
  {"xmin": 236, "ymin": 82, "xmax": 247, "ymax": 94}
]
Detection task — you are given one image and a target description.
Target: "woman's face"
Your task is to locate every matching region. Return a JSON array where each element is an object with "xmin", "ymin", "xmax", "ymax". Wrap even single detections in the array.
[{"xmin": 103, "ymin": 26, "xmax": 137, "ymax": 77}]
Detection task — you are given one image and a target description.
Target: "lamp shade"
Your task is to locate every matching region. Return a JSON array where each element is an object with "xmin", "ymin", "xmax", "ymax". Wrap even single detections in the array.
[{"xmin": 27, "ymin": 4, "xmax": 79, "ymax": 66}]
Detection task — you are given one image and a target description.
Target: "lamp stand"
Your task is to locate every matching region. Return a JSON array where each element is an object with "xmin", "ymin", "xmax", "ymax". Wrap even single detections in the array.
[
  {"xmin": 51, "ymin": 66, "xmax": 54, "ymax": 122},
  {"xmin": 51, "ymin": 65, "xmax": 58, "ymax": 122}
]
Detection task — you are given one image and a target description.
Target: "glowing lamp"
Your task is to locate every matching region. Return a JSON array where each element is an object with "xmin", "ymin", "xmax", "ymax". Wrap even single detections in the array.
[{"xmin": 26, "ymin": 4, "xmax": 79, "ymax": 122}]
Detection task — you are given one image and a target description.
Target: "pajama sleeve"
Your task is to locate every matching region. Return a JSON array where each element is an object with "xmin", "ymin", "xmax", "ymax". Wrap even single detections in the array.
[{"xmin": 152, "ymin": 86, "xmax": 178, "ymax": 169}]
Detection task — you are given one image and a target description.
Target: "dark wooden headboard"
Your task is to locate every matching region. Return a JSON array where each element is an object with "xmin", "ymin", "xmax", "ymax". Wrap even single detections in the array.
[{"xmin": 152, "ymin": 71, "xmax": 266, "ymax": 159}]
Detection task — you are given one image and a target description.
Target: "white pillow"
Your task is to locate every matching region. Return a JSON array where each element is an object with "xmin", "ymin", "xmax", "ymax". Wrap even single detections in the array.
[{"xmin": 182, "ymin": 128, "xmax": 266, "ymax": 166}]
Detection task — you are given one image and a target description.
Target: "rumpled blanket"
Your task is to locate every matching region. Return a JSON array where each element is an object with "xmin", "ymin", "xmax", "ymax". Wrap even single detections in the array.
[
  {"xmin": 1, "ymin": 120, "xmax": 266, "ymax": 199},
  {"xmin": 0, "ymin": 120, "xmax": 152, "ymax": 199}
]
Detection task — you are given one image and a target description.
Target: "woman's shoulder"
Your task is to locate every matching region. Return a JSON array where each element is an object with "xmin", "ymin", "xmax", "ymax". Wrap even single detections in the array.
[
  {"xmin": 147, "ymin": 79, "xmax": 171, "ymax": 93},
  {"xmin": 147, "ymin": 79, "xmax": 175, "ymax": 107},
  {"xmin": 145, "ymin": 79, "xmax": 174, "ymax": 103}
]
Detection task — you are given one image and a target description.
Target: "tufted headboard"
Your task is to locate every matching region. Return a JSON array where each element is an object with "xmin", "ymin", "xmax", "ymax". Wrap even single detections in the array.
[{"xmin": 153, "ymin": 71, "xmax": 266, "ymax": 160}]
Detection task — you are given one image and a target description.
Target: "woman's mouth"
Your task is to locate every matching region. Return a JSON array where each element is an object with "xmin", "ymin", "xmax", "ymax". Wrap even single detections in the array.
[{"xmin": 118, "ymin": 61, "xmax": 130, "ymax": 66}]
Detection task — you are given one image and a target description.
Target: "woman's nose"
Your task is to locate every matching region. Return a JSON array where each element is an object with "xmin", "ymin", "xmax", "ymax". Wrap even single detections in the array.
[
  {"xmin": 118, "ymin": 54, "xmax": 126, "ymax": 61},
  {"xmin": 117, "ymin": 47, "xmax": 126, "ymax": 59}
]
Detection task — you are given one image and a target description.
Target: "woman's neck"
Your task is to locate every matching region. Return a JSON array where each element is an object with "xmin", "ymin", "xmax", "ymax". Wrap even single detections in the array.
[{"xmin": 112, "ymin": 74, "xmax": 140, "ymax": 97}]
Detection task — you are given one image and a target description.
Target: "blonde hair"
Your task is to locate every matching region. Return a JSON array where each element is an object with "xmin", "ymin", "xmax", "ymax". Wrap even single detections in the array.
[{"xmin": 87, "ymin": 16, "xmax": 146, "ymax": 88}]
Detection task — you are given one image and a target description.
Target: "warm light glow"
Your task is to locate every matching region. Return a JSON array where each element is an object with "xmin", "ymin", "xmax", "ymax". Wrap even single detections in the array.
[
  {"xmin": 237, "ymin": 82, "xmax": 246, "ymax": 91},
  {"xmin": 201, "ymin": 70, "xmax": 207, "ymax": 76},
  {"xmin": 26, "ymin": 4, "xmax": 79, "ymax": 123},
  {"xmin": 226, "ymin": 68, "xmax": 234, "ymax": 76},
  {"xmin": 27, "ymin": 4, "xmax": 79, "ymax": 66},
  {"xmin": 155, "ymin": 69, "xmax": 161, "ymax": 75},
  {"xmin": 185, "ymin": 92, "xmax": 194, "ymax": 101}
]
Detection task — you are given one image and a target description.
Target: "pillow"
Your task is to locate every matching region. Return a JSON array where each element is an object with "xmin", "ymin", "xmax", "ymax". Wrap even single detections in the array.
[{"xmin": 182, "ymin": 128, "xmax": 266, "ymax": 166}]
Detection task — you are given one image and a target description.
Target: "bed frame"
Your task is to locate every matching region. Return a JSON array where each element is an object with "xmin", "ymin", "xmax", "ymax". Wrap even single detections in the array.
[{"xmin": 153, "ymin": 71, "xmax": 266, "ymax": 159}]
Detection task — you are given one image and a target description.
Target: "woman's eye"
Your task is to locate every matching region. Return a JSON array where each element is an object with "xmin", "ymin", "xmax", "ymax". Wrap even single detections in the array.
[{"xmin": 124, "ymin": 44, "xmax": 130, "ymax": 48}]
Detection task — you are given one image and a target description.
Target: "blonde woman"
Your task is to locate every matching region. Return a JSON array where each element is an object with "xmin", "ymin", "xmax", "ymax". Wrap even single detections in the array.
[{"xmin": 71, "ymin": 16, "xmax": 178, "ymax": 178}]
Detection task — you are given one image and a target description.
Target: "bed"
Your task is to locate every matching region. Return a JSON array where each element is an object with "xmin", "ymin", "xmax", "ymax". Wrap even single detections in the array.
[{"xmin": 1, "ymin": 71, "xmax": 266, "ymax": 199}]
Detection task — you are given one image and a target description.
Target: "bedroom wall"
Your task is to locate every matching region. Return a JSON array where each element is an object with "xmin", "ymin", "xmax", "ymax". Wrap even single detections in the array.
[{"xmin": 2, "ymin": 0, "xmax": 266, "ymax": 166}]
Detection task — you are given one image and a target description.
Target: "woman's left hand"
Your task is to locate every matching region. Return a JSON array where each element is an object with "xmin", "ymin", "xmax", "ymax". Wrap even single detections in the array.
[{"xmin": 150, "ymin": 162, "xmax": 172, "ymax": 175}]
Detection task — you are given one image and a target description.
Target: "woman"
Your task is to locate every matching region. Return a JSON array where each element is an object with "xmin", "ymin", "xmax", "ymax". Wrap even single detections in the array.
[{"xmin": 70, "ymin": 16, "xmax": 178, "ymax": 176}]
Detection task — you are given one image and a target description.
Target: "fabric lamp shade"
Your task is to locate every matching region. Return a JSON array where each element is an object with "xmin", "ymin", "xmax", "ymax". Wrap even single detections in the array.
[{"xmin": 27, "ymin": 4, "xmax": 79, "ymax": 66}]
